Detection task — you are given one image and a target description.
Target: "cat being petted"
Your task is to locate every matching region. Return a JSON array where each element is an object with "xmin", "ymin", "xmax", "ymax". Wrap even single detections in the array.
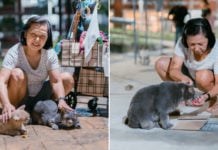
[
  {"xmin": 32, "ymin": 100, "xmax": 80, "ymax": 130},
  {"xmin": 0, "ymin": 105, "xmax": 30, "ymax": 136},
  {"xmin": 124, "ymin": 81, "xmax": 195, "ymax": 129}
]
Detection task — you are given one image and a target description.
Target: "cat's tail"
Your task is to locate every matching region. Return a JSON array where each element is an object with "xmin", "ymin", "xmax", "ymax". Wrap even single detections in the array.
[{"xmin": 122, "ymin": 116, "xmax": 129, "ymax": 125}]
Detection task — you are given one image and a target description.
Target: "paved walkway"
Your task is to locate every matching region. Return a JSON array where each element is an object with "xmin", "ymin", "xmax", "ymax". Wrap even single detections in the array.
[
  {"xmin": 110, "ymin": 50, "xmax": 218, "ymax": 150},
  {"xmin": 0, "ymin": 97, "xmax": 108, "ymax": 150}
]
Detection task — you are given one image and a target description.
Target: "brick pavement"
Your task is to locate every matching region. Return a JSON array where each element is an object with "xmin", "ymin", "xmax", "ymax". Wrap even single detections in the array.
[
  {"xmin": 0, "ymin": 96, "xmax": 108, "ymax": 150},
  {"xmin": 0, "ymin": 116, "xmax": 108, "ymax": 150}
]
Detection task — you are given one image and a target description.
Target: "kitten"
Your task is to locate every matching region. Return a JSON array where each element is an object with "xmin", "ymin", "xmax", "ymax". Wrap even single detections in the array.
[
  {"xmin": 0, "ymin": 105, "xmax": 30, "ymax": 136},
  {"xmin": 31, "ymin": 100, "xmax": 81, "ymax": 130},
  {"xmin": 124, "ymin": 81, "xmax": 195, "ymax": 129}
]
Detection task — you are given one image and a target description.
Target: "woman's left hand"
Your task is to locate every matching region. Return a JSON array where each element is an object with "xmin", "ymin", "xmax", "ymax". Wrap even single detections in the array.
[
  {"xmin": 58, "ymin": 99, "xmax": 74, "ymax": 111},
  {"xmin": 191, "ymin": 94, "xmax": 209, "ymax": 106}
]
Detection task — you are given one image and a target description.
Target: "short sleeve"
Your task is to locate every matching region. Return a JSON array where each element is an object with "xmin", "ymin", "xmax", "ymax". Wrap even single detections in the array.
[
  {"xmin": 2, "ymin": 44, "xmax": 19, "ymax": 70},
  {"xmin": 213, "ymin": 53, "xmax": 218, "ymax": 74},
  {"xmin": 46, "ymin": 49, "xmax": 60, "ymax": 71},
  {"xmin": 174, "ymin": 38, "xmax": 185, "ymax": 58}
]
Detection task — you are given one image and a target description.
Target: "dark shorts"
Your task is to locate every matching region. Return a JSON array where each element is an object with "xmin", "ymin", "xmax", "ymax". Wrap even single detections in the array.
[
  {"xmin": 181, "ymin": 63, "xmax": 195, "ymax": 84},
  {"xmin": 18, "ymin": 81, "xmax": 53, "ymax": 113}
]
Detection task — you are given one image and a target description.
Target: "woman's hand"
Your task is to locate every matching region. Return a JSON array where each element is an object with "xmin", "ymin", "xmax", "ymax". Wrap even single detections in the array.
[
  {"xmin": 1, "ymin": 103, "xmax": 15, "ymax": 123},
  {"xmin": 58, "ymin": 99, "xmax": 74, "ymax": 112},
  {"xmin": 191, "ymin": 93, "xmax": 210, "ymax": 106},
  {"xmin": 181, "ymin": 76, "xmax": 194, "ymax": 86}
]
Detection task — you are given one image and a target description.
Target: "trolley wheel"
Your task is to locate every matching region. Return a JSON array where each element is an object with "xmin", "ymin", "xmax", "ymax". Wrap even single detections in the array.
[
  {"xmin": 87, "ymin": 97, "xmax": 98, "ymax": 116},
  {"xmin": 66, "ymin": 91, "xmax": 77, "ymax": 109}
]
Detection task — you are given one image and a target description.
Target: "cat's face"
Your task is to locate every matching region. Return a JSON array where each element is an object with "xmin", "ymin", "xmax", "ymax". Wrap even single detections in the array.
[
  {"xmin": 183, "ymin": 84, "xmax": 195, "ymax": 101},
  {"xmin": 0, "ymin": 105, "xmax": 30, "ymax": 136},
  {"xmin": 60, "ymin": 110, "xmax": 80, "ymax": 129},
  {"xmin": 12, "ymin": 110, "xmax": 30, "ymax": 124}
]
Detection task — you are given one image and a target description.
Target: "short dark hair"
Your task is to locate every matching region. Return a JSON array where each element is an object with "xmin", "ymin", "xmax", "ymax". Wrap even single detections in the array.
[
  {"xmin": 181, "ymin": 18, "xmax": 215, "ymax": 49},
  {"xmin": 20, "ymin": 15, "xmax": 53, "ymax": 49}
]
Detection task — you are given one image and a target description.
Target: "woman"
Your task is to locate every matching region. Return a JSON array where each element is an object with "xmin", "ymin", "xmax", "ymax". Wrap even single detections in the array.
[
  {"xmin": 0, "ymin": 16, "xmax": 74, "ymax": 122},
  {"xmin": 155, "ymin": 18, "xmax": 218, "ymax": 112}
]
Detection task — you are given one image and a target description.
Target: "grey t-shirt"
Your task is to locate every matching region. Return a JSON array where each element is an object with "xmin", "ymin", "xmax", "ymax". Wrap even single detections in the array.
[
  {"xmin": 2, "ymin": 43, "xmax": 59, "ymax": 97},
  {"xmin": 174, "ymin": 38, "xmax": 218, "ymax": 79}
]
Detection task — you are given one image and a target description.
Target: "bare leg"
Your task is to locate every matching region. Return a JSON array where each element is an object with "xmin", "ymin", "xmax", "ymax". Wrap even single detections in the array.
[
  {"xmin": 7, "ymin": 68, "xmax": 27, "ymax": 108},
  {"xmin": 61, "ymin": 72, "xmax": 74, "ymax": 96},
  {"xmin": 195, "ymin": 70, "xmax": 217, "ymax": 111},
  {"xmin": 195, "ymin": 70, "xmax": 214, "ymax": 92},
  {"xmin": 155, "ymin": 56, "xmax": 173, "ymax": 81}
]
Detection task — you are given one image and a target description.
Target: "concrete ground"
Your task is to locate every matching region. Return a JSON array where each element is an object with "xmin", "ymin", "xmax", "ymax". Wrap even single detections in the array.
[{"xmin": 110, "ymin": 50, "xmax": 218, "ymax": 150}]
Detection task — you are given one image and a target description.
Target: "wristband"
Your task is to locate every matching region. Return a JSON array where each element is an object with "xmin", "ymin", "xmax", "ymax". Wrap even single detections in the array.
[
  {"xmin": 57, "ymin": 96, "xmax": 66, "ymax": 102},
  {"xmin": 203, "ymin": 92, "xmax": 211, "ymax": 102}
]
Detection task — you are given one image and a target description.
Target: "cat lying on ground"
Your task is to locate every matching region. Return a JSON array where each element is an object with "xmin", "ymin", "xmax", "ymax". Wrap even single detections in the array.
[
  {"xmin": 124, "ymin": 81, "xmax": 195, "ymax": 129},
  {"xmin": 31, "ymin": 100, "xmax": 81, "ymax": 130},
  {"xmin": 0, "ymin": 105, "xmax": 30, "ymax": 136}
]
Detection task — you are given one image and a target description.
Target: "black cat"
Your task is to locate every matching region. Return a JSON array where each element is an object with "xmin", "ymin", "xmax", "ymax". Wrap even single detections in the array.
[{"xmin": 124, "ymin": 81, "xmax": 195, "ymax": 129}]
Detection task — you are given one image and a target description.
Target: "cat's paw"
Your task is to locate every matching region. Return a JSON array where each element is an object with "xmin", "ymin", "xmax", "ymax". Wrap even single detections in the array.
[
  {"xmin": 20, "ymin": 129, "xmax": 27, "ymax": 135},
  {"xmin": 51, "ymin": 124, "xmax": 59, "ymax": 130},
  {"xmin": 75, "ymin": 124, "xmax": 81, "ymax": 129},
  {"xmin": 161, "ymin": 123, "xmax": 173, "ymax": 129},
  {"xmin": 140, "ymin": 121, "xmax": 155, "ymax": 129}
]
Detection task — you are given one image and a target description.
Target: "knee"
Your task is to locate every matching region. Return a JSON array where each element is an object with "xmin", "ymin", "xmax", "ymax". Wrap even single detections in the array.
[
  {"xmin": 10, "ymin": 68, "xmax": 27, "ymax": 83},
  {"xmin": 155, "ymin": 57, "xmax": 170, "ymax": 72},
  {"xmin": 195, "ymin": 70, "xmax": 214, "ymax": 90},
  {"xmin": 154, "ymin": 57, "xmax": 163, "ymax": 70},
  {"xmin": 62, "ymin": 72, "xmax": 74, "ymax": 88}
]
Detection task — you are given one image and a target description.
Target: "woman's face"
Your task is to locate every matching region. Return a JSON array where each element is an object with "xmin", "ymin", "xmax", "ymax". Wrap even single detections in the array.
[
  {"xmin": 186, "ymin": 33, "xmax": 209, "ymax": 56},
  {"xmin": 25, "ymin": 23, "xmax": 48, "ymax": 52}
]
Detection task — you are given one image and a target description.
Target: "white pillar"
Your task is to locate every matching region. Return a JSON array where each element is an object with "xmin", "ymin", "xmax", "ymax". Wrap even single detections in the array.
[{"xmin": 138, "ymin": 0, "xmax": 144, "ymax": 31}]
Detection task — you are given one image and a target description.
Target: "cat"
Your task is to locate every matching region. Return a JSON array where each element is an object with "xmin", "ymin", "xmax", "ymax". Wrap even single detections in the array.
[
  {"xmin": 124, "ymin": 81, "xmax": 195, "ymax": 130},
  {"xmin": 88, "ymin": 97, "xmax": 98, "ymax": 115},
  {"xmin": 0, "ymin": 105, "xmax": 30, "ymax": 136},
  {"xmin": 31, "ymin": 100, "xmax": 81, "ymax": 130}
]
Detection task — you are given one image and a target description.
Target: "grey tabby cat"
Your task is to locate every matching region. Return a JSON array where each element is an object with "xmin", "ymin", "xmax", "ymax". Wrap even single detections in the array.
[
  {"xmin": 0, "ymin": 105, "xmax": 30, "ymax": 136},
  {"xmin": 32, "ymin": 100, "xmax": 80, "ymax": 130},
  {"xmin": 124, "ymin": 81, "xmax": 195, "ymax": 129}
]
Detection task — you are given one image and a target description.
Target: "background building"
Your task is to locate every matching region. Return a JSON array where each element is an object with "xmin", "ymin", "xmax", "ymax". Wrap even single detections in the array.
[
  {"xmin": 110, "ymin": 0, "xmax": 217, "ymax": 33},
  {"xmin": 110, "ymin": 0, "xmax": 218, "ymax": 58},
  {"xmin": 0, "ymin": 0, "xmax": 108, "ymax": 55}
]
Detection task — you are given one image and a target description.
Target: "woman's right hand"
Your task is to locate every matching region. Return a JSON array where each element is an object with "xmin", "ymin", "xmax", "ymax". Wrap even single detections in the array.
[
  {"xmin": 191, "ymin": 94, "xmax": 209, "ymax": 106},
  {"xmin": 1, "ymin": 103, "xmax": 15, "ymax": 123}
]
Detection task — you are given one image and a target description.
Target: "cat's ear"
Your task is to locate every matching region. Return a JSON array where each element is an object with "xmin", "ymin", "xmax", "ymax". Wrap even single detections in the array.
[
  {"xmin": 60, "ymin": 109, "xmax": 67, "ymax": 116},
  {"xmin": 17, "ymin": 105, "xmax": 26, "ymax": 110},
  {"xmin": 184, "ymin": 81, "xmax": 194, "ymax": 87}
]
